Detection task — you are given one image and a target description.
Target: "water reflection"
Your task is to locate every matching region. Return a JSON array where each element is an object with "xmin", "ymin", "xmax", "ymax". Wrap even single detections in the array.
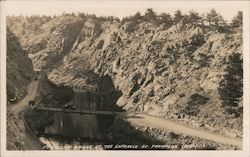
[{"xmin": 43, "ymin": 112, "xmax": 114, "ymax": 140}]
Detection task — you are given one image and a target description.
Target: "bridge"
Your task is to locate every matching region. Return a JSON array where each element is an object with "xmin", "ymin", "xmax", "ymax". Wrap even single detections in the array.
[
  {"xmin": 73, "ymin": 87, "xmax": 116, "ymax": 95},
  {"xmin": 35, "ymin": 75, "xmax": 118, "ymax": 116},
  {"xmin": 73, "ymin": 86, "xmax": 98, "ymax": 93},
  {"xmin": 34, "ymin": 106, "xmax": 115, "ymax": 115}
]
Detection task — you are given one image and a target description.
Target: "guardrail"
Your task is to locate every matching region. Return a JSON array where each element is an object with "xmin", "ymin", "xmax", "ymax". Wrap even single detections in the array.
[{"xmin": 35, "ymin": 107, "xmax": 115, "ymax": 115}]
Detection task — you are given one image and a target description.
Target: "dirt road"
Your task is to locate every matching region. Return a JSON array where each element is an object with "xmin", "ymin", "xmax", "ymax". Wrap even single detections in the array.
[
  {"xmin": 9, "ymin": 79, "xmax": 242, "ymax": 150},
  {"xmin": 11, "ymin": 80, "xmax": 39, "ymax": 114},
  {"xmin": 10, "ymin": 80, "xmax": 43, "ymax": 150},
  {"xmin": 119, "ymin": 112, "xmax": 242, "ymax": 148}
]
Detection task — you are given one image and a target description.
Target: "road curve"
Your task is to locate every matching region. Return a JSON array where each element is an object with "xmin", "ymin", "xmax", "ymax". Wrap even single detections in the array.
[
  {"xmin": 9, "ymin": 80, "xmax": 242, "ymax": 149},
  {"xmin": 11, "ymin": 80, "xmax": 39, "ymax": 114},
  {"xmin": 10, "ymin": 80, "xmax": 43, "ymax": 150},
  {"xmin": 118, "ymin": 112, "xmax": 242, "ymax": 148}
]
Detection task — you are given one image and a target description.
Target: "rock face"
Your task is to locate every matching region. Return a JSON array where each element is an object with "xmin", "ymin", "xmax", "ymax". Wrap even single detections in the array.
[
  {"xmin": 8, "ymin": 14, "xmax": 243, "ymax": 137},
  {"xmin": 7, "ymin": 28, "xmax": 35, "ymax": 101},
  {"xmin": 27, "ymin": 16, "xmax": 85, "ymax": 70},
  {"xmin": 7, "ymin": 108, "xmax": 25, "ymax": 150},
  {"xmin": 6, "ymin": 28, "xmax": 35, "ymax": 149}
]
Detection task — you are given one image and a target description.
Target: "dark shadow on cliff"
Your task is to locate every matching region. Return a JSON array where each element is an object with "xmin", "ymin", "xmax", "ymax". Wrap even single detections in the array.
[
  {"xmin": 103, "ymin": 117, "xmax": 168, "ymax": 150},
  {"xmin": 97, "ymin": 74, "xmax": 124, "ymax": 112}
]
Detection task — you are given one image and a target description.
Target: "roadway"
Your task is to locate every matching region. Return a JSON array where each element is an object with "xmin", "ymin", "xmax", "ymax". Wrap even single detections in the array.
[
  {"xmin": 10, "ymin": 79, "xmax": 243, "ymax": 150},
  {"xmin": 118, "ymin": 112, "xmax": 242, "ymax": 148},
  {"xmin": 10, "ymin": 80, "xmax": 43, "ymax": 150},
  {"xmin": 11, "ymin": 80, "xmax": 39, "ymax": 114}
]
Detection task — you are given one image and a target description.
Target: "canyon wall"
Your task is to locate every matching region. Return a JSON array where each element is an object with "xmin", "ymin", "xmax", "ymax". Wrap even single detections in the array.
[
  {"xmin": 6, "ymin": 28, "xmax": 35, "ymax": 149},
  {"xmin": 7, "ymin": 13, "xmax": 243, "ymax": 138}
]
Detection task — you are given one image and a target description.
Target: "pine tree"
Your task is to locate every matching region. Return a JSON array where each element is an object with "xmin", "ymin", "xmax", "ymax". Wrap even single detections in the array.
[
  {"xmin": 173, "ymin": 10, "xmax": 183, "ymax": 24},
  {"xmin": 219, "ymin": 53, "xmax": 243, "ymax": 116},
  {"xmin": 144, "ymin": 8, "xmax": 157, "ymax": 23},
  {"xmin": 231, "ymin": 11, "xmax": 243, "ymax": 27},
  {"xmin": 133, "ymin": 12, "xmax": 142, "ymax": 21},
  {"xmin": 158, "ymin": 13, "xmax": 173, "ymax": 28},
  {"xmin": 188, "ymin": 10, "xmax": 203, "ymax": 25},
  {"xmin": 206, "ymin": 9, "xmax": 225, "ymax": 26}
]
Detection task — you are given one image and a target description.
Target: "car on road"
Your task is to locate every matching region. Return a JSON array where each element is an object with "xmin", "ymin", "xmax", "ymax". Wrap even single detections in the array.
[
  {"xmin": 9, "ymin": 97, "xmax": 17, "ymax": 103},
  {"xmin": 64, "ymin": 104, "xmax": 76, "ymax": 110},
  {"xmin": 28, "ymin": 100, "xmax": 38, "ymax": 110},
  {"xmin": 29, "ymin": 100, "xmax": 35, "ymax": 106}
]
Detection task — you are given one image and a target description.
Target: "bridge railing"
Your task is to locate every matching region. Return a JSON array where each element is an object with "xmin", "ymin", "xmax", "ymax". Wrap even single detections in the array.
[
  {"xmin": 73, "ymin": 85, "xmax": 98, "ymax": 93},
  {"xmin": 34, "ymin": 106, "xmax": 115, "ymax": 115}
]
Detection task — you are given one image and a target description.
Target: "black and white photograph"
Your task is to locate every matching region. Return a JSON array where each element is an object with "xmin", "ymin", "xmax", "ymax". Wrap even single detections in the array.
[{"xmin": 0, "ymin": 0, "xmax": 249, "ymax": 157}]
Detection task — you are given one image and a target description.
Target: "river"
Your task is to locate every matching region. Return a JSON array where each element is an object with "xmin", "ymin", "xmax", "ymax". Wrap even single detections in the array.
[{"xmin": 42, "ymin": 112, "xmax": 114, "ymax": 140}]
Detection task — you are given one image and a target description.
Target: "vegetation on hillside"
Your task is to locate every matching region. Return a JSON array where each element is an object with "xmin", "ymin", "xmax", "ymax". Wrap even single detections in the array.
[
  {"xmin": 7, "ymin": 8, "xmax": 243, "ymax": 138},
  {"xmin": 219, "ymin": 53, "xmax": 243, "ymax": 117},
  {"xmin": 7, "ymin": 8, "xmax": 243, "ymax": 37}
]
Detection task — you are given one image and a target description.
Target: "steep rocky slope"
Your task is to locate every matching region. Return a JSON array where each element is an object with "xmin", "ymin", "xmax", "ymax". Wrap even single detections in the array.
[
  {"xmin": 8, "ymin": 14, "xmax": 243, "ymax": 138},
  {"xmin": 28, "ymin": 16, "xmax": 84, "ymax": 70},
  {"xmin": 7, "ymin": 16, "xmax": 52, "ymax": 49},
  {"xmin": 6, "ymin": 108, "xmax": 25, "ymax": 150},
  {"xmin": 7, "ymin": 28, "xmax": 35, "ymax": 101},
  {"xmin": 6, "ymin": 28, "xmax": 35, "ymax": 149}
]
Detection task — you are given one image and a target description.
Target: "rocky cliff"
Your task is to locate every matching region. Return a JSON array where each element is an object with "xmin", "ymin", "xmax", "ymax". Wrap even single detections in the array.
[
  {"xmin": 7, "ymin": 28, "xmax": 35, "ymax": 101},
  {"xmin": 6, "ymin": 28, "xmax": 35, "ymax": 149},
  {"xmin": 8, "ymin": 13, "xmax": 243, "ymax": 138},
  {"xmin": 7, "ymin": 108, "xmax": 25, "ymax": 150}
]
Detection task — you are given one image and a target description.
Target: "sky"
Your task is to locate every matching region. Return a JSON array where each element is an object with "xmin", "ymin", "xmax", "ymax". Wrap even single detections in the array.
[{"xmin": 2, "ymin": 1, "xmax": 246, "ymax": 22}]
